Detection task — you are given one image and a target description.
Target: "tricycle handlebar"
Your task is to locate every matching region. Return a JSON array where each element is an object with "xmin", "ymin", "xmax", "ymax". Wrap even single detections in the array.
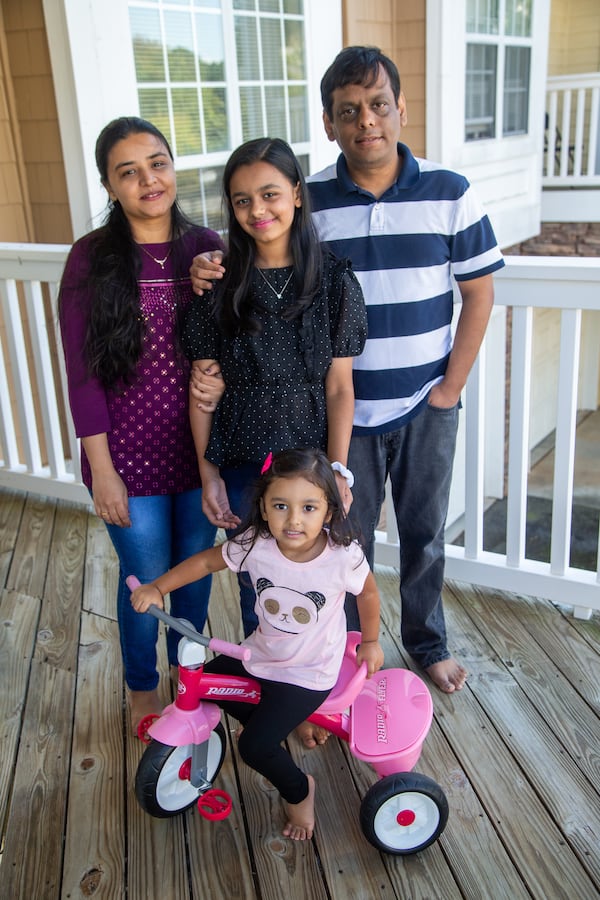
[{"xmin": 126, "ymin": 575, "xmax": 251, "ymax": 662}]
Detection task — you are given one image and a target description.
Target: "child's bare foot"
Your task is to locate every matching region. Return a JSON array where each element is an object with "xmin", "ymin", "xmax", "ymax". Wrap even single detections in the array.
[
  {"xmin": 296, "ymin": 721, "xmax": 330, "ymax": 749},
  {"xmin": 425, "ymin": 657, "xmax": 468, "ymax": 693},
  {"xmin": 283, "ymin": 774, "xmax": 315, "ymax": 841},
  {"xmin": 128, "ymin": 688, "xmax": 162, "ymax": 736}
]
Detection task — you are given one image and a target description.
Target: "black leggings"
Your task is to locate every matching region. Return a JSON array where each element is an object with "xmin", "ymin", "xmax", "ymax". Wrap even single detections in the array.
[{"xmin": 204, "ymin": 655, "xmax": 330, "ymax": 804}]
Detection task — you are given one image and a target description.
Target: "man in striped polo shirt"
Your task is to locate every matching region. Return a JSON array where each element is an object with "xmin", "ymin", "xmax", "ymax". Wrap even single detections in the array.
[{"xmin": 306, "ymin": 46, "xmax": 504, "ymax": 706}]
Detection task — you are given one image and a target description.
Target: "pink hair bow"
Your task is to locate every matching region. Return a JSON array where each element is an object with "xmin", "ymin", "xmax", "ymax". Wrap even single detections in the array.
[{"xmin": 261, "ymin": 452, "xmax": 273, "ymax": 475}]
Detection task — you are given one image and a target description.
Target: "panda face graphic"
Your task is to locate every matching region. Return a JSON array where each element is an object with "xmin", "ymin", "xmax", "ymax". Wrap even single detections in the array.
[{"xmin": 256, "ymin": 577, "xmax": 326, "ymax": 634}]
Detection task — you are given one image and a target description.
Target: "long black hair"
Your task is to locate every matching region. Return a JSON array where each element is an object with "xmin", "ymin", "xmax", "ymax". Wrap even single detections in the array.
[
  {"xmin": 226, "ymin": 448, "xmax": 360, "ymax": 569},
  {"xmin": 213, "ymin": 138, "xmax": 323, "ymax": 338},
  {"xmin": 74, "ymin": 116, "xmax": 195, "ymax": 390}
]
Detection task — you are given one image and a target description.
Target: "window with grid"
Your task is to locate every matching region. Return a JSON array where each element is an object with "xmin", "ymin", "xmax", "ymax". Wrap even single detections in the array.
[
  {"xmin": 128, "ymin": 0, "xmax": 309, "ymax": 230},
  {"xmin": 465, "ymin": 0, "xmax": 532, "ymax": 142}
]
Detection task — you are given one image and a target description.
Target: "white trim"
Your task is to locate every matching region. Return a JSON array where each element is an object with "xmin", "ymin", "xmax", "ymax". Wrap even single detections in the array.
[{"xmin": 43, "ymin": 0, "xmax": 140, "ymax": 238}]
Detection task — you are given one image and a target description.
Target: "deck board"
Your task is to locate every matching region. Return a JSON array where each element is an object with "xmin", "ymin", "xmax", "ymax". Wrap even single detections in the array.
[{"xmin": 1, "ymin": 490, "xmax": 599, "ymax": 899}]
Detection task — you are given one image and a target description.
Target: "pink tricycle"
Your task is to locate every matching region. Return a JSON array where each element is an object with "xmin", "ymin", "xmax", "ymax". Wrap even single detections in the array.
[{"xmin": 127, "ymin": 576, "xmax": 448, "ymax": 855}]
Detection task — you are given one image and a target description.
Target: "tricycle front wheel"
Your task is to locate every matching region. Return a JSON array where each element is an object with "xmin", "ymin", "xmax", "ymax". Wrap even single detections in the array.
[
  {"xmin": 135, "ymin": 721, "xmax": 227, "ymax": 818},
  {"xmin": 360, "ymin": 772, "xmax": 448, "ymax": 855}
]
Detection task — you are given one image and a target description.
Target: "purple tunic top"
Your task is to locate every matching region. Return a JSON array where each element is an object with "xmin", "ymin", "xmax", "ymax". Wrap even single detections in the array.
[{"xmin": 59, "ymin": 227, "xmax": 224, "ymax": 496}]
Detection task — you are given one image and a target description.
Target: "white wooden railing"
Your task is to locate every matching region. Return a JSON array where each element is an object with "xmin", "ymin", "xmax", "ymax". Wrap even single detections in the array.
[
  {"xmin": 544, "ymin": 72, "xmax": 600, "ymax": 186},
  {"xmin": 375, "ymin": 257, "xmax": 600, "ymax": 619},
  {"xmin": 0, "ymin": 243, "xmax": 88, "ymax": 505},
  {"xmin": 1, "ymin": 244, "xmax": 599, "ymax": 616}
]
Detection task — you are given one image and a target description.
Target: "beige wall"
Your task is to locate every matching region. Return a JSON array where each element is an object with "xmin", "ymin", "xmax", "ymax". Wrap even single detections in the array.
[
  {"xmin": 342, "ymin": 0, "xmax": 426, "ymax": 157},
  {"xmin": 0, "ymin": 0, "xmax": 71, "ymax": 243},
  {"xmin": 548, "ymin": 0, "xmax": 600, "ymax": 75}
]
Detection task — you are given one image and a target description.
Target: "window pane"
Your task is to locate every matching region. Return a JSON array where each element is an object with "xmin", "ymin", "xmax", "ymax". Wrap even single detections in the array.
[
  {"xmin": 240, "ymin": 86, "xmax": 265, "ymax": 140},
  {"xmin": 236, "ymin": 16, "xmax": 260, "ymax": 79},
  {"xmin": 177, "ymin": 165, "xmax": 225, "ymax": 232},
  {"xmin": 284, "ymin": 19, "xmax": 305, "ymax": 79},
  {"xmin": 466, "ymin": 0, "xmax": 499, "ymax": 35},
  {"xmin": 284, "ymin": 0, "xmax": 303, "ymax": 13},
  {"xmin": 130, "ymin": 8, "xmax": 165, "ymax": 82},
  {"xmin": 196, "ymin": 13, "xmax": 225, "ymax": 81},
  {"xmin": 172, "ymin": 88, "xmax": 202, "ymax": 154},
  {"xmin": 165, "ymin": 12, "xmax": 196, "ymax": 81},
  {"xmin": 465, "ymin": 43, "xmax": 497, "ymax": 141},
  {"xmin": 505, "ymin": 0, "xmax": 532, "ymax": 37},
  {"xmin": 265, "ymin": 85, "xmax": 286, "ymax": 138},
  {"xmin": 202, "ymin": 87, "xmax": 229, "ymax": 151},
  {"xmin": 503, "ymin": 46, "xmax": 530, "ymax": 135},
  {"xmin": 234, "ymin": 0, "xmax": 256, "ymax": 10},
  {"xmin": 259, "ymin": 0, "xmax": 280, "ymax": 11},
  {"xmin": 262, "ymin": 18, "xmax": 283, "ymax": 80},
  {"xmin": 289, "ymin": 85, "xmax": 308, "ymax": 142},
  {"xmin": 139, "ymin": 89, "xmax": 171, "ymax": 143},
  {"xmin": 193, "ymin": 0, "xmax": 220, "ymax": 8}
]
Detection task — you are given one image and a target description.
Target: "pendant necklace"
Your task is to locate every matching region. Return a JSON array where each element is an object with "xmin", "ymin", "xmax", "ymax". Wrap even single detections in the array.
[
  {"xmin": 257, "ymin": 266, "xmax": 294, "ymax": 300},
  {"xmin": 138, "ymin": 243, "xmax": 173, "ymax": 269}
]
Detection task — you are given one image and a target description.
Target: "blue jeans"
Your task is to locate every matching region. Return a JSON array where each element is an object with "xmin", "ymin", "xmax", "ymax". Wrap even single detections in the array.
[
  {"xmin": 222, "ymin": 463, "xmax": 261, "ymax": 636},
  {"xmin": 347, "ymin": 402, "xmax": 459, "ymax": 669},
  {"xmin": 104, "ymin": 489, "xmax": 217, "ymax": 690}
]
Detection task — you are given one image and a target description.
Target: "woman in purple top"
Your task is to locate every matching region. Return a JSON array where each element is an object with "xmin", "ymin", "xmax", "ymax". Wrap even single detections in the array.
[{"xmin": 59, "ymin": 117, "xmax": 225, "ymax": 732}]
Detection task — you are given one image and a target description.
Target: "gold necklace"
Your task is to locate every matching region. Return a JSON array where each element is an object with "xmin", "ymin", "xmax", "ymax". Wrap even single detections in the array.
[
  {"xmin": 257, "ymin": 266, "xmax": 294, "ymax": 300},
  {"xmin": 138, "ymin": 243, "xmax": 173, "ymax": 269}
]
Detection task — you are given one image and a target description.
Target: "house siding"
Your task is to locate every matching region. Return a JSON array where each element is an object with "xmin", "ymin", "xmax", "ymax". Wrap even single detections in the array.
[
  {"xmin": 1, "ymin": 0, "xmax": 71, "ymax": 243},
  {"xmin": 342, "ymin": 0, "xmax": 426, "ymax": 157}
]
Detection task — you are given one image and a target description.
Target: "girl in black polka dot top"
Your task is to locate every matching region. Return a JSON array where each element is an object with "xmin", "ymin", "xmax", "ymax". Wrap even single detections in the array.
[{"xmin": 183, "ymin": 137, "xmax": 367, "ymax": 636}]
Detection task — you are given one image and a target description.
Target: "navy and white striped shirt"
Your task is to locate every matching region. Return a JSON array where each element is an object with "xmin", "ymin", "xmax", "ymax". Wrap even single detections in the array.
[{"xmin": 307, "ymin": 143, "xmax": 505, "ymax": 435}]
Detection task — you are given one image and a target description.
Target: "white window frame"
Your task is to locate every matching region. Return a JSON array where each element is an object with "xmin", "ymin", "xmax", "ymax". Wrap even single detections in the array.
[{"xmin": 464, "ymin": 1, "xmax": 534, "ymax": 143}]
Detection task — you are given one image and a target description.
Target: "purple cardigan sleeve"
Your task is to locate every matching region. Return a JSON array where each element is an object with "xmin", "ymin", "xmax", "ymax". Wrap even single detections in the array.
[{"xmin": 59, "ymin": 237, "xmax": 112, "ymax": 438}]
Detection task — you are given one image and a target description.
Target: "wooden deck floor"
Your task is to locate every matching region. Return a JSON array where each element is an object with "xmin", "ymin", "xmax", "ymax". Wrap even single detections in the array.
[{"xmin": 1, "ymin": 489, "xmax": 599, "ymax": 900}]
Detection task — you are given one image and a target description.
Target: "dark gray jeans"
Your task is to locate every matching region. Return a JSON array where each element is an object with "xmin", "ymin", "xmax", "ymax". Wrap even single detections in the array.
[{"xmin": 347, "ymin": 401, "xmax": 459, "ymax": 669}]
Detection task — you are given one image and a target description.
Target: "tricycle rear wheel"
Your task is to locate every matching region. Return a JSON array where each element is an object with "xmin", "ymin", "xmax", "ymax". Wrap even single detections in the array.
[{"xmin": 360, "ymin": 772, "xmax": 448, "ymax": 854}]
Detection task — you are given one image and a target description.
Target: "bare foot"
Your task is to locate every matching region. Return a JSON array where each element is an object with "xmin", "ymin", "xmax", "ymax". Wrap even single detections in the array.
[
  {"xmin": 425, "ymin": 657, "xmax": 468, "ymax": 693},
  {"xmin": 128, "ymin": 688, "xmax": 162, "ymax": 736},
  {"xmin": 296, "ymin": 721, "xmax": 330, "ymax": 749},
  {"xmin": 283, "ymin": 774, "xmax": 315, "ymax": 841}
]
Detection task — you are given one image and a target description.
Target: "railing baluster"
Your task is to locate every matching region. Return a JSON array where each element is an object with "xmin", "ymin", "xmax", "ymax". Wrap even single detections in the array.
[
  {"xmin": 23, "ymin": 280, "xmax": 67, "ymax": 480},
  {"xmin": 464, "ymin": 348, "xmax": 485, "ymax": 558},
  {"xmin": 506, "ymin": 306, "xmax": 533, "ymax": 567},
  {"xmin": 550, "ymin": 309, "xmax": 581, "ymax": 576},
  {"xmin": 0, "ymin": 278, "xmax": 42, "ymax": 474}
]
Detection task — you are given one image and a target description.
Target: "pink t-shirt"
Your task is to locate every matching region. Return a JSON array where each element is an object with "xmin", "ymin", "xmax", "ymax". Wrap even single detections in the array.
[{"xmin": 222, "ymin": 532, "xmax": 370, "ymax": 690}]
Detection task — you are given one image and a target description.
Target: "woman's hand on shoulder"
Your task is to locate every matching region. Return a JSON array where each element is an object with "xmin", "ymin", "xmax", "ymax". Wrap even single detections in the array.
[{"xmin": 190, "ymin": 250, "xmax": 225, "ymax": 296}]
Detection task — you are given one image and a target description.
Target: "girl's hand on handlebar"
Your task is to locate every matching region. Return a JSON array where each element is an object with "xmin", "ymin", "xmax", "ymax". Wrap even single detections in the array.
[
  {"xmin": 131, "ymin": 583, "xmax": 165, "ymax": 613},
  {"xmin": 357, "ymin": 640, "xmax": 384, "ymax": 678}
]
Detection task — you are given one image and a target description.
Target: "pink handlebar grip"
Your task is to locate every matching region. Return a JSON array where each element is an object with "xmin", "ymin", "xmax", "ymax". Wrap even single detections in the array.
[{"xmin": 209, "ymin": 638, "xmax": 251, "ymax": 661}]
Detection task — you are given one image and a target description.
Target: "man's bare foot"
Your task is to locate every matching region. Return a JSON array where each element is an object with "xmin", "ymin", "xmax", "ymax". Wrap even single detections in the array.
[
  {"xmin": 283, "ymin": 774, "xmax": 315, "ymax": 841},
  {"xmin": 425, "ymin": 657, "xmax": 468, "ymax": 693},
  {"xmin": 296, "ymin": 721, "xmax": 330, "ymax": 749},
  {"xmin": 128, "ymin": 688, "xmax": 162, "ymax": 736}
]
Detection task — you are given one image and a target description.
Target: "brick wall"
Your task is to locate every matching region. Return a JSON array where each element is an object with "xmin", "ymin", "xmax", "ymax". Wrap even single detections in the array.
[{"xmin": 504, "ymin": 222, "xmax": 600, "ymax": 257}]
